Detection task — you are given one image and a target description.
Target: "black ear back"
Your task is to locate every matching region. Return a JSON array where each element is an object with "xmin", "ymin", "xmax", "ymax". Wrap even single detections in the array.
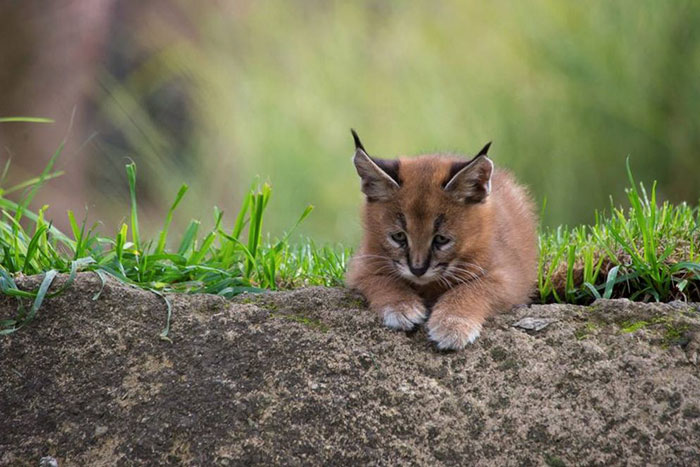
[{"xmin": 372, "ymin": 158, "xmax": 400, "ymax": 186}]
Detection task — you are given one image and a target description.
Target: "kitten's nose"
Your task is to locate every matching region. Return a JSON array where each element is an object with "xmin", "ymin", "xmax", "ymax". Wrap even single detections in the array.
[{"xmin": 409, "ymin": 262, "xmax": 430, "ymax": 277}]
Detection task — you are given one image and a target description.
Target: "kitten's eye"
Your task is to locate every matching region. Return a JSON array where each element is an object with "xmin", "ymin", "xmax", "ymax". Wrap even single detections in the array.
[
  {"xmin": 390, "ymin": 231, "xmax": 407, "ymax": 245},
  {"xmin": 433, "ymin": 234, "xmax": 451, "ymax": 248}
]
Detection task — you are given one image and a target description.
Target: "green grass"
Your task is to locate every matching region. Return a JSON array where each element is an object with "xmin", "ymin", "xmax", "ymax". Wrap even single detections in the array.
[
  {"xmin": 0, "ymin": 144, "xmax": 349, "ymax": 337},
  {"xmin": 539, "ymin": 159, "xmax": 700, "ymax": 304},
  {"xmin": 0, "ymin": 149, "xmax": 698, "ymax": 336}
]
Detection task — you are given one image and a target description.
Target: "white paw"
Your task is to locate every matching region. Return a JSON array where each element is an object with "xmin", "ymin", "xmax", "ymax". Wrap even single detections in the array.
[
  {"xmin": 382, "ymin": 303, "xmax": 427, "ymax": 331},
  {"xmin": 427, "ymin": 316, "xmax": 482, "ymax": 350}
]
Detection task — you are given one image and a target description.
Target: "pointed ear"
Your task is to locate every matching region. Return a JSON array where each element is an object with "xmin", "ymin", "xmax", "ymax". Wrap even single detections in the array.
[
  {"xmin": 350, "ymin": 129, "xmax": 400, "ymax": 202},
  {"xmin": 353, "ymin": 149, "xmax": 400, "ymax": 202},
  {"xmin": 443, "ymin": 155, "xmax": 494, "ymax": 203}
]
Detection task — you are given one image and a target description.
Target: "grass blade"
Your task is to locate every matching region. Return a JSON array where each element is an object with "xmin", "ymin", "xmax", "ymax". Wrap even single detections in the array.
[
  {"xmin": 157, "ymin": 184, "xmax": 189, "ymax": 254},
  {"xmin": 126, "ymin": 163, "xmax": 140, "ymax": 251},
  {"xmin": 603, "ymin": 266, "xmax": 620, "ymax": 300},
  {"xmin": 151, "ymin": 290, "xmax": 173, "ymax": 342},
  {"xmin": 22, "ymin": 225, "xmax": 48, "ymax": 274},
  {"xmin": 26, "ymin": 269, "xmax": 59, "ymax": 323},
  {"xmin": 0, "ymin": 117, "xmax": 54, "ymax": 123}
]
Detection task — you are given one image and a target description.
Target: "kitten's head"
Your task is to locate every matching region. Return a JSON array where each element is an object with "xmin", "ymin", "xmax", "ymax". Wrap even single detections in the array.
[{"xmin": 352, "ymin": 129, "xmax": 494, "ymax": 286}]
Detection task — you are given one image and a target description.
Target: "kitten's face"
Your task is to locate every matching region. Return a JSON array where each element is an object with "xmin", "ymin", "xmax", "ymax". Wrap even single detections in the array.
[
  {"xmin": 352, "ymin": 130, "xmax": 494, "ymax": 286},
  {"xmin": 380, "ymin": 209, "xmax": 461, "ymax": 285}
]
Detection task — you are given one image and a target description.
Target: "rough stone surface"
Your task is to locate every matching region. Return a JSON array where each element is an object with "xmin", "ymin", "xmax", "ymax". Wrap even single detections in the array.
[{"xmin": 1, "ymin": 272, "xmax": 700, "ymax": 466}]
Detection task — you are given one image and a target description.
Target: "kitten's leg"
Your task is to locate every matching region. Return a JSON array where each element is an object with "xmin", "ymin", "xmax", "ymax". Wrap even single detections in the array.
[
  {"xmin": 426, "ymin": 279, "xmax": 496, "ymax": 350},
  {"xmin": 349, "ymin": 273, "xmax": 427, "ymax": 331}
]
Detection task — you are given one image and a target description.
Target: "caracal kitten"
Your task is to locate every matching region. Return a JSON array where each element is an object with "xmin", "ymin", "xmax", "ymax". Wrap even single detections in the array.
[{"xmin": 346, "ymin": 130, "xmax": 537, "ymax": 350}]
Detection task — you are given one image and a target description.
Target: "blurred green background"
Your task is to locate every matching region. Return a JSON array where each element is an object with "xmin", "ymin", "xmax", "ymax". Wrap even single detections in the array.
[{"xmin": 1, "ymin": 0, "xmax": 698, "ymax": 244}]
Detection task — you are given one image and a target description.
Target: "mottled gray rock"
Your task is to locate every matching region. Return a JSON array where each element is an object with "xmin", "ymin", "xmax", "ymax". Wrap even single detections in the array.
[{"xmin": 1, "ymin": 273, "xmax": 699, "ymax": 466}]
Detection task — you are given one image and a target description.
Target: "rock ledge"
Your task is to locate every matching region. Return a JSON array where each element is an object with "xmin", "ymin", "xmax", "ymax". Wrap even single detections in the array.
[{"xmin": 1, "ymin": 273, "xmax": 699, "ymax": 465}]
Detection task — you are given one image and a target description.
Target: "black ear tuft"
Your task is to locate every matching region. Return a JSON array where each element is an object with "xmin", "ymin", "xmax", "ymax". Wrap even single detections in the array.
[
  {"xmin": 351, "ymin": 128, "xmax": 366, "ymax": 152},
  {"xmin": 477, "ymin": 141, "xmax": 492, "ymax": 157}
]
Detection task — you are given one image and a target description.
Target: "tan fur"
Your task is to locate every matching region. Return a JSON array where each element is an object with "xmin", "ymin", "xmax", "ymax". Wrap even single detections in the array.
[{"xmin": 347, "ymin": 153, "xmax": 538, "ymax": 349}]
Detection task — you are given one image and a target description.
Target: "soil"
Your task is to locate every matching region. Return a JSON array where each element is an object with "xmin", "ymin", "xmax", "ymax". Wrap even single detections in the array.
[{"xmin": 1, "ymin": 272, "xmax": 700, "ymax": 466}]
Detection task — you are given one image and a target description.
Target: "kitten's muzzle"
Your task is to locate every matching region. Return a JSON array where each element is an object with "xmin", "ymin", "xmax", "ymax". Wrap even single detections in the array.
[
  {"xmin": 408, "ymin": 262, "xmax": 430, "ymax": 277},
  {"xmin": 407, "ymin": 250, "xmax": 432, "ymax": 277}
]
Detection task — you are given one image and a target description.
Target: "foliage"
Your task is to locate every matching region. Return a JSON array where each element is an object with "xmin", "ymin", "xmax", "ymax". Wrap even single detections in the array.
[
  {"xmin": 539, "ymin": 160, "xmax": 700, "ymax": 303},
  {"xmin": 0, "ymin": 146, "xmax": 348, "ymax": 336}
]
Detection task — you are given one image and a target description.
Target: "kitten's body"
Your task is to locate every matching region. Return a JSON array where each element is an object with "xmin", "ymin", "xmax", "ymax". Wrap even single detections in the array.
[{"xmin": 347, "ymin": 135, "xmax": 537, "ymax": 350}]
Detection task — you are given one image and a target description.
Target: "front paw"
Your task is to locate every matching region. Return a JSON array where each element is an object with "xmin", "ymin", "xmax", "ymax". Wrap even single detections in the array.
[
  {"xmin": 427, "ymin": 314, "xmax": 483, "ymax": 350},
  {"xmin": 380, "ymin": 302, "xmax": 427, "ymax": 331}
]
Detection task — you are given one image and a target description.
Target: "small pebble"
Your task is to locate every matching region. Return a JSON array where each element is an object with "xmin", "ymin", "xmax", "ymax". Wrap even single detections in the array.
[
  {"xmin": 39, "ymin": 456, "xmax": 58, "ymax": 467},
  {"xmin": 513, "ymin": 317, "xmax": 556, "ymax": 332}
]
